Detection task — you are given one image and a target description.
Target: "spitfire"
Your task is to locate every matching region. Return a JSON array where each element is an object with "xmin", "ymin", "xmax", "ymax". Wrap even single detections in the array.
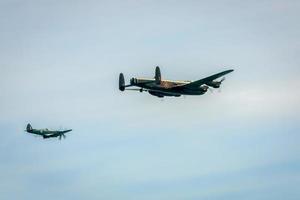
[
  {"xmin": 119, "ymin": 66, "xmax": 234, "ymax": 98},
  {"xmin": 25, "ymin": 123, "xmax": 72, "ymax": 140}
]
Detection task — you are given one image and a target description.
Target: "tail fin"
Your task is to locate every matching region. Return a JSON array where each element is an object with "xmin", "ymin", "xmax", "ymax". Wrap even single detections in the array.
[
  {"xmin": 26, "ymin": 123, "xmax": 32, "ymax": 132},
  {"xmin": 119, "ymin": 73, "xmax": 125, "ymax": 91},
  {"xmin": 155, "ymin": 66, "xmax": 161, "ymax": 84}
]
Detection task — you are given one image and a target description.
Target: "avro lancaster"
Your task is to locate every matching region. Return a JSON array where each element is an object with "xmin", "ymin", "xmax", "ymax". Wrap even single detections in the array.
[{"xmin": 119, "ymin": 66, "xmax": 233, "ymax": 98}]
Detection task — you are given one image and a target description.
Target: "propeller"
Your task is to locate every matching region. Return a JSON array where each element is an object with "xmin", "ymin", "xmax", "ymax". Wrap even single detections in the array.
[
  {"xmin": 220, "ymin": 77, "xmax": 225, "ymax": 83},
  {"xmin": 59, "ymin": 126, "xmax": 66, "ymax": 140},
  {"xmin": 59, "ymin": 133, "xmax": 66, "ymax": 140},
  {"xmin": 217, "ymin": 78, "xmax": 225, "ymax": 93},
  {"xmin": 208, "ymin": 77, "xmax": 225, "ymax": 93},
  {"xmin": 202, "ymin": 85, "xmax": 209, "ymax": 92}
]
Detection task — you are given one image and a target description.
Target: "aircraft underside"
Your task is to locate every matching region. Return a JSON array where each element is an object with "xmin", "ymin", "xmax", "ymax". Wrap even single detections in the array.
[
  {"xmin": 146, "ymin": 88, "xmax": 206, "ymax": 98},
  {"xmin": 43, "ymin": 134, "xmax": 61, "ymax": 139}
]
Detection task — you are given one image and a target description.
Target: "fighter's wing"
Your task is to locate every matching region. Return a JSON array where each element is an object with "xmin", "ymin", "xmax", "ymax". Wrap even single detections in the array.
[
  {"xmin": 58, "ymin": 129, "xmax": 72, "ymax": 134},
  {"xmin": 180, "ymin": 69, "xmax": 234, "ymax": 89}
]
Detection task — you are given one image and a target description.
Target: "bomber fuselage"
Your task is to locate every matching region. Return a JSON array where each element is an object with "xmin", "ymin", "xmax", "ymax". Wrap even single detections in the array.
[{"xmin": 130, "ymin": 77, "xmax": 208, "ymax": 96}]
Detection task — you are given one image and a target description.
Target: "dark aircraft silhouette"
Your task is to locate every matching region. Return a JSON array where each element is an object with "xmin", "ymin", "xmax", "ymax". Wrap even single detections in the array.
[
  {"xmin": 119, "ymin": 66, "xmax": 234, "ymax": 98},
  {"xmin": 25, "ymin": 123, "xmax": 72, "ymax": 139}
]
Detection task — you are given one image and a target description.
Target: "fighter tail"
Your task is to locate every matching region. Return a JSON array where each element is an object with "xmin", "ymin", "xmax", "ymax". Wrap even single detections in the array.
[{"xmin": 26, "ymin": 123, "xmax": 33, "ymax": 132}]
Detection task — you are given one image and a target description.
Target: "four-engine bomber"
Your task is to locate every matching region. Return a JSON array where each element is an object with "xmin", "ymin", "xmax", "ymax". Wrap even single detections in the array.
[{"xmin": 119, "ymin": 66, "xmax": 233, "ymax": 98}]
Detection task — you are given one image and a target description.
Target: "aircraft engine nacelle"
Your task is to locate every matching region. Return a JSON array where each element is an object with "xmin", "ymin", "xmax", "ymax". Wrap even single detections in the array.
[
  {"xmin": 119, "ymin": 73, "xmax": 125, "ymax": 91},
  {"xmin": 206, "ymin": 77, "xmax": 225, "ymax": 88},
  {"xmin": 206, "ymin": 81, "xmax": 221, "ymax": 88},
  {"xmin": 200, "ymin": 85, "xmax": 209, "ymax": 92}
]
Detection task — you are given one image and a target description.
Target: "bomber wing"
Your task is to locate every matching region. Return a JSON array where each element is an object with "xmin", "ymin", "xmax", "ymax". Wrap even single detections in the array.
[{"xmin": 180, "ymin": 69, "xmax": 234, "ymax": 89}]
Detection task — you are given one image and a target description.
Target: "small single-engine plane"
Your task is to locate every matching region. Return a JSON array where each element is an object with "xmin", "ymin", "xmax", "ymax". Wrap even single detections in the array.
[
  {"xmin": 25, "ymin": 123, "xmax": 72, "ymax": 140},
  {"xmin": 119, "ymin": 66, "xmax": 234, "ymax": 98}
]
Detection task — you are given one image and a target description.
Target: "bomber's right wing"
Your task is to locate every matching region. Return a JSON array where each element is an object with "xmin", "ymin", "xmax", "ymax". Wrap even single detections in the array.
[{"xmin": 181, "ymin": 69, "xmax": 234, "ymax": 89}]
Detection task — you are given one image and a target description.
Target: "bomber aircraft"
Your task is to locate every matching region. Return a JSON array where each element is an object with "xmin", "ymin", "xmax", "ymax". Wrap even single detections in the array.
[
  {"xmin": 25, "ymin": 123, "xmax": 72, "ymax": 140},
  {"xmin": 119, "ymin": 66, "xmax": 234, "ymax": 98}
]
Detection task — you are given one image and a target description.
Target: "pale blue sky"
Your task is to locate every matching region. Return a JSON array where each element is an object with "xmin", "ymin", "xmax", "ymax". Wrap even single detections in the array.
[{"xmin": 0, "ymin": 0, "xmax": 300, "ymax": 199}]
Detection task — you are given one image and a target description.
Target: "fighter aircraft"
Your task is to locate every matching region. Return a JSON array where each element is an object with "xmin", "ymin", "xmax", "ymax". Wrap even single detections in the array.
[
  {"xmin": 25, "ymin": 123, "xmax": 72, "ymax": 139},
  {"xmin": 119, "ymin": 66, "xmax": 234, "ymax": 98}
]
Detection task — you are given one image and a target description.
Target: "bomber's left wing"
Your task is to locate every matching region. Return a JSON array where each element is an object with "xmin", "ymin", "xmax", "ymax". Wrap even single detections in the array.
[{"xmin": 180, "ymin": 69, "xmax": 234, "ymax": 89}]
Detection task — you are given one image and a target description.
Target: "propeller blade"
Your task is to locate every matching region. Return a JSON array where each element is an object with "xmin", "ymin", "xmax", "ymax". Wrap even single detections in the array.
[{"xmin": 218, "ymin": 78, "xmax": 224, "ymax": 92}]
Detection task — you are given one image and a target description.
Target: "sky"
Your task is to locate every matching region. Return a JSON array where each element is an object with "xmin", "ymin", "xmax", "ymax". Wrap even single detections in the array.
[{"xmin": 0, "ymin": 0, "xmax": 300, "ymax": 199}]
